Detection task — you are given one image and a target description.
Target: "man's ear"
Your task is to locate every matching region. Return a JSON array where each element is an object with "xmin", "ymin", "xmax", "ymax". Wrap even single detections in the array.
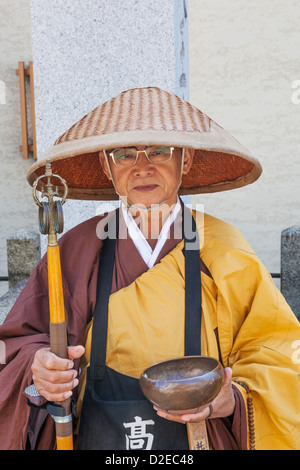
[
  {"xmin": 182, "ymin": 148, "xmax": 194, "ymax": 175},
  {"xmin": 99, "ymin": 151, "xmax": 112, "ymax": 181}
]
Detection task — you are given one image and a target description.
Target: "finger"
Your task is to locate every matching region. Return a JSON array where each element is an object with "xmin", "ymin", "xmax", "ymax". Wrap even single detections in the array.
[
  {"xmin": 34, "ymin": 376, "xmax": 79, "ymax": 402},
  {"xmin": 180, "ymin": 405, "xmax": 212, "ymax": 423},
  {"xmin": 35, "ymin": 386, "xmax": 73, "ymax": 403},
  {"xmin": 32, "ymin": 362, "xmax": 77, "ymax": 384},
  {"xmin": 154, "ymin": 408, "xmax": 185, "ymax": 424},
  {"xmin": 223, "ymin": 367, "xmax": 233, "ymax": 385},
  {"xmin": 67, "ymin": 345, "xmax": 85, "ymax": 360},
  {"xmin": 154, "ymin": 405, "xmax": 209, "ymax": 424},
  {"xmin": 35, "ymin": 375, "xmax": 78, "ymax": 394},
  {"xmin": 35, "ymin": 348, "xmax": 74, "ymax": 371}
]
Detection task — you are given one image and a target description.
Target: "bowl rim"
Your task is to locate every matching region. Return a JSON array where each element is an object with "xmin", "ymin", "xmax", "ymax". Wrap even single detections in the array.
[{"xmin": 140, "ymin": 355, "xmax": 223, "ymax": 384}]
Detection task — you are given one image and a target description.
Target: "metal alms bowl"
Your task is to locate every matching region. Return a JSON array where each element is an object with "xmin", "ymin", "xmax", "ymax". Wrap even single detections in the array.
[{"xmin": 139, "ymin": 356, "xmax": 224, "ymax": 415}]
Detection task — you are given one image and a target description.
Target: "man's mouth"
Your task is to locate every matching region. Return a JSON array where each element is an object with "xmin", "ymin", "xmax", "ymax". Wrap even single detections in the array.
[{"xmin": 133, "ymin": 184, "xmax": 159, "ymax": 192}]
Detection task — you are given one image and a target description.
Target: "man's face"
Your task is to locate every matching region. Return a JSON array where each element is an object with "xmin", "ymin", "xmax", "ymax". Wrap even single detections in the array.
[{"xmin": 99, "ymin": 146, "xmax": 193, "ymax": 208}]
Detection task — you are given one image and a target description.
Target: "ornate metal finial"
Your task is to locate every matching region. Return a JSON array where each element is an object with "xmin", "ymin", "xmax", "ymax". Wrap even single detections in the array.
[{"xmin": 32, "ymin": 160, "xmax": 68, "ymax": 246}]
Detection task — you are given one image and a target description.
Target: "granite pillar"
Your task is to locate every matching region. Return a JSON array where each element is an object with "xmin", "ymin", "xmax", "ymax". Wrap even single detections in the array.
[
  {"xmin": 30, "ymin": 0, "xmax": 189, "ymax": 252},
  {"xmin": 281, "ymin": 225, "xmax": 300, "ymax": 319}
]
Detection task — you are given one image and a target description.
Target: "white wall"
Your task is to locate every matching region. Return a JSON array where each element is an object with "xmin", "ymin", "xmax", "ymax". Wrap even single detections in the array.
[
  {"xmin": 188, "ymin": 0, "xmax": 300, "ymax": 280},
  {"xmin": 0, "ymin": 0, "xmax": 37, "ymax": 297}
]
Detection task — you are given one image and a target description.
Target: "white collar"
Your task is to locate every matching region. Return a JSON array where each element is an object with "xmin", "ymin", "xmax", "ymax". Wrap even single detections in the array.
[{"xmin": 121, "ymin": 198, "xmax": 181, "ymax": 269}]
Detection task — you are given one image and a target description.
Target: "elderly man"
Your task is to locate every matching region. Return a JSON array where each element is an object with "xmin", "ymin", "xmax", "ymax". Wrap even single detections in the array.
[{"xmin": 0, "ymin": 87, "xmax": 299, "ymax": 450}]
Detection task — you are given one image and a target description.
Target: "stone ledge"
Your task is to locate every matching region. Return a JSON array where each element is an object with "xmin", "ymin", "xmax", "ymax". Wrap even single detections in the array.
[{"xmin": 7, "ymin": 229, "xmax": 40, "ymax": 289}]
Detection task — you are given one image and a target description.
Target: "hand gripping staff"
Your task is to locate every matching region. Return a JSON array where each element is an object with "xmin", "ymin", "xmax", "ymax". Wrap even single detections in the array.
[{"xmin": 32, "ymin": 160, "xmax": 73, "ymax": 450}]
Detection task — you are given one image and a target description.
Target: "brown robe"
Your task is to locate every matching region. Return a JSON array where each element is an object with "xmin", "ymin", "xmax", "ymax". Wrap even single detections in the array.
[{"xmin": 0, "ymin": 211, "xmax": 247, "ymax": 450}]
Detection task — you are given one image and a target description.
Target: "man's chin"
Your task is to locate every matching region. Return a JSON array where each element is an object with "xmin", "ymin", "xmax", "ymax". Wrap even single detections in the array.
[
  {"xmin": 120, "ymin": 193, "xmax": 178, "ymax": 212},
  {"xmin": 122, "ymin": 195, "xmax": 162, "ymax": 209}
]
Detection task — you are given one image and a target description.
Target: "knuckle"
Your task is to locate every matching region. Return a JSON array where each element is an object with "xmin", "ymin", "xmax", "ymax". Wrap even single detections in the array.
[
  {"xmin": 36, "ymin": 385, "xmax": 48, "ymax": 400},
  {"xmin": 47, "ymin": 371, "xmax": 60, "ymax": 384},
  {"xmin": 47, "ymin": 375, "xmax": 56, "ymax": 385},
  {"xmin": 45, "ymin": 358, "xmax": 55, "ymax": 369},
  {"xmin": 35, "ymin": 347, "xmax": 48, "ymax": 362},
  {"xmin": 47, "ymin": 382, "xmax": 62, "ymax": 393}
]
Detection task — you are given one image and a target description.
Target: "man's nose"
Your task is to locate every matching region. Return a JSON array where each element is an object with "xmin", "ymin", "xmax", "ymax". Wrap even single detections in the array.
[{"xmin": 133, "ymin": 151, "xmax": 154, "ymax": 174}]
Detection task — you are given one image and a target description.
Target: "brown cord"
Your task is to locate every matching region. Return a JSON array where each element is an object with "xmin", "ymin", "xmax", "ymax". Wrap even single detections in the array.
[{"xmin": 235, "ymin": 381, "xmax": 256, "ymax": 450}]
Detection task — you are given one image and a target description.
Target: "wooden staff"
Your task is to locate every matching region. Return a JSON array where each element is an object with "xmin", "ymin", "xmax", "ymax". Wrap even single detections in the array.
[
  {"xmin": 33, "ymin": 160, "xmax": 73, "ymax": 450},
  {"xmin": 187, "ymin": 421, "xmax": 209, "ymax": 450}
]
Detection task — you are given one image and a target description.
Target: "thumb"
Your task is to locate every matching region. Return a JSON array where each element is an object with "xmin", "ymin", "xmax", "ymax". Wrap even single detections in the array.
[
  {"xmin": 67, "ymin": 345, "xmax": 85, "ymax": 360},
  {"xmin": 223, "ymin": 367, "xmax": 233, "ymax": 386}
]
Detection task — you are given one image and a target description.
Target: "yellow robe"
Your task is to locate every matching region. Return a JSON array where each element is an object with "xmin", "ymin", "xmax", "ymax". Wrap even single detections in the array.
[{"xmin": 77, "ymin": 211, "xmax": 300, "ymax": 450}]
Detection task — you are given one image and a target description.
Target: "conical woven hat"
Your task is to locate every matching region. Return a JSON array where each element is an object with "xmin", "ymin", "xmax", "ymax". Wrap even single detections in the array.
[{"xmin": 27, "ymin": 87, "xmax": 262, "ymax": 200}]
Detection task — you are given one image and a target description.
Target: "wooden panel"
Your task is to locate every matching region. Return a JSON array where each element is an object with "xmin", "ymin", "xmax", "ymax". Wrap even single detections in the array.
[
  {"xmin": 16, "ymin": 62, "xmax": 29, "ymax": 159},
  {"xmin": 29, "ymin": 62, "xmax": 37, "ymax": 160},
  {"xmin": 16, "ymin": 61, "xmax": 37, "ymax": 160}
]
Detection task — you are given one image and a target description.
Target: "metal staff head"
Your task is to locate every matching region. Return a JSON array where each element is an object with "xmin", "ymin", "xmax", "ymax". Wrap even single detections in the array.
[{"xmin": 32, "ymin": 160, "xmax": 68, "ymax": 245}]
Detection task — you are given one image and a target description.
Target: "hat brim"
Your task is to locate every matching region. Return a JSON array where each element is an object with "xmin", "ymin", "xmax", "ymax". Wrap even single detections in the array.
[{"xmin": 27, "ymin": 125, "xmax": 262, "ymax": 200}]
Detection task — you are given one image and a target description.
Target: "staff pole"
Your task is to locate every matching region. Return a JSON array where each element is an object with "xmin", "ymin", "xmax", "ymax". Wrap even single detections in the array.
[
  {"xmin": 32, "ymin": 160, "xmax": 73, "ymax": 450},
  {"xmin": 187, "ymin": 421, "xmax": 209, "ymax": 450}
]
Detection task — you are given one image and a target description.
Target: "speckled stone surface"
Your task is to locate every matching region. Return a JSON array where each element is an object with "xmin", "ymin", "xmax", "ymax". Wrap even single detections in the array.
[
  {"xmin": 30, "ymin": 0, "xmax": 189, "ymax": 253},
  {"xmin": 7, "ymin": 229, "xmax": 40, "ymax": 288},
  {"xmin": 281, "ymin": 225, "xmax": 300, "ymax": 318}
]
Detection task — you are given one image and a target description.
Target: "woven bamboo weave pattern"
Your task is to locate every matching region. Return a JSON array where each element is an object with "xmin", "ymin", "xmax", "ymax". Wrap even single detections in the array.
[
  {"xmin": 27, "ymin": 86, "xmax": 262, "ymax": 200},
  {"xmin": 55, "ymin": 88, "xmax": 211, "ymax": 144}
]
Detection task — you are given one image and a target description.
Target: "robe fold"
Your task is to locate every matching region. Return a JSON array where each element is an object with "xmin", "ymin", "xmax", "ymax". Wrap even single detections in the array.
[{"xmin": 0, "ymin": 209, "xmax": 299, "ymax": 450}]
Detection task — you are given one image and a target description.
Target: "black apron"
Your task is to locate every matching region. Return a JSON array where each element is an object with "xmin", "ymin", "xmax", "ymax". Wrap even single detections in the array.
[{"xmin": 77, "ymin": 204, "xmax": 202, "ymax": 450}]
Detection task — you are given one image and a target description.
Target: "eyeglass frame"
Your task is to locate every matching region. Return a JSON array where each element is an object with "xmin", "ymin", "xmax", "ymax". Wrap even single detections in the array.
[{"xmin": 107, "ymin": 146, "xmax": 175, "ymax": 167}]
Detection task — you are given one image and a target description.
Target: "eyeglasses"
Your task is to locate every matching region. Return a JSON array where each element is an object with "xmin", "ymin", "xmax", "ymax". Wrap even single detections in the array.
[{"xmin": 108, "ymin": 146, "xmax": 174, "ymax": 167}]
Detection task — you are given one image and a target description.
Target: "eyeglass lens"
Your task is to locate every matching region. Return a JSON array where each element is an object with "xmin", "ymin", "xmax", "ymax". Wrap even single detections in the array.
[{"xmin": 111, "ymin": 146, "xmax": 172, "ymax": 166}]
